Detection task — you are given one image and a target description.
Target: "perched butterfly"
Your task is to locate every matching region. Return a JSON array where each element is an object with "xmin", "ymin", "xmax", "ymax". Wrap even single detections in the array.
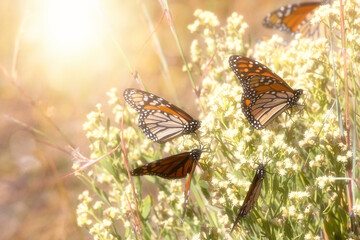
[
  {"xmin": 229, "ymin": 55, "xmax": 303, "ymax": 130},
  {"xmin": 230, "ymin": 164, "xmax": 266, "ymax": 234},
  {"xmin": 262, "ymin": 2, "xmax": 323, "ymax": 36},
  {"xmin": 123, "ymin": 88, "xmax": 200, "ymax": 143},
  {"xmin": 131, "ymin": 148, "xmax": 204, "ymax": 222}
]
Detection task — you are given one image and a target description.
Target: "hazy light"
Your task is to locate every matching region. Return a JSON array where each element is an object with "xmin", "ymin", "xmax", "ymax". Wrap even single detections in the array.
[{"xmin": 43, "ymin": 0, "xmax": 101, "ymax": 55}]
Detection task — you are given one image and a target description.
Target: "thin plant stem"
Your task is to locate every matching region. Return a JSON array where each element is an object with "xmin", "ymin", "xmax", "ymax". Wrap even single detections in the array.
[
  {"xmin": 347, "ymin": 52, "xmax": 359, "ymax": 227},
  {"xmin": 92, "ymin": 0, "xmax": 146, "ymax": 91},
  {"xmin": 339, "ymin": 0, "xmax": 354, "ymax": 218},
  {"xmin": 124, "ymin": 192, "xmax": 139, "ymax": 240},
  {"xmin": 156, "ymin": 0, "xmax": 198, "ymax": 97},
  {"xmin": 121, "ymin": 110, "xmax": 143, "ymax": 240},
  {"xmin": 63, "ymin": 144, "xmax": 121, "ymax": 178},
  {"xmin": 328, "ymin": 7, "xmax": 344, "ymax": 141},
  {"xmin": 137, "ymin": 1, "xmax": 180, "ymax": 105},
  {"xmin": 4, "ymin": 115, "xmax": 48, "ymax": 139}
]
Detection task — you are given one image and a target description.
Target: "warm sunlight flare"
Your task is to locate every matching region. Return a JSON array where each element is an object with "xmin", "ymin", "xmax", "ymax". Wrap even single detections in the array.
[{"xmin": 43, "ymin": 0, "xmax": 102, "ymax": 55}]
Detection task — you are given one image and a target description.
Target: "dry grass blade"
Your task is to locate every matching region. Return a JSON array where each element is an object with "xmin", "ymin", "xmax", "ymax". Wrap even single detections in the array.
[
  {"xmin": 92, "ymin": 0, "xmax": 147, "ymax": 91},
  {"xmin": 156, "ymin": 0, "xmax": 198, "ymax": 97},
  {"xmin": 62, "ymin": 144, "xmax": 121, "ymax": 178},
  {"xmin": 136, "ymin": 1, "xmax": 180, "ymax": 105},
  {"xmin": 121, "ymin": 110, "xmax": 143, "ymax": 240}
]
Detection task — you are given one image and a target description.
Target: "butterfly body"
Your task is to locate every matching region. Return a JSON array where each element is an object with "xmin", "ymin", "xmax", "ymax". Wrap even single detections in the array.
[
  {"xmin": 229, "ymin": 55, "xmax": 303, "ymax": 129},
  {"xmin": 230, "ymin": 164, "xmax": 266, "ymax": 234},
  {"xmin": 124, "ymin": 88, "xmax": 200, "ymax": 143},
  {"xmin": 262, "ymin": 2, "xmax": 322, "ymax": 35}
]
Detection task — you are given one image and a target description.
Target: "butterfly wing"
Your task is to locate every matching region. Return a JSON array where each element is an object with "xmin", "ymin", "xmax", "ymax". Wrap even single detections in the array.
[
  {"xmin": 230, "ymin": 165, "xmax": 266, "ymax": 234},
  {"xmin": 124, "ymin": 88, "xmax": 200, "ymax": 143},
  {"xmin": 229, "ymin": 55, "xmax": 303, "ymax": 129},
  {"xmin": 131, "ymin": 149, "xmax": 203, "ymax": 222},
  {"xmin": 131, "ymin": 152, "xmax": 196, "ymax": 179},
  {"xmin": 241, "ymin": 90, "xmax": 295, "ymax": 129},
  {"xmin": 229, "ymin": 55, "xmax": 291, "ymax": 90},
  {"xmin": 262, "ymin": 2, "xmax": 322, "ymax": 36}
]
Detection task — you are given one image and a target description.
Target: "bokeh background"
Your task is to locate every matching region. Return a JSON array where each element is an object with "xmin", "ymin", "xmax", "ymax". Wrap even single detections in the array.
[{"xmin": 0, "ymin": 0, "xmax": 314, "ymax": 239}]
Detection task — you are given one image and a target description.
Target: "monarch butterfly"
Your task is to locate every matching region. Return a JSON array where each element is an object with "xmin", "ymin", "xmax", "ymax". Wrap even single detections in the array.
[
  {"xmin": 230, "ymin": 164, "xmax": 266, "ymax": 234},
  {"xmin": 229, "ymin": 55, "xmax": 303, "ymax": 130},
  {"xmin": 131, "ymin": 148, "xmax": 203, "ymax": 222},
  {"xmin": 123, "ymin": 88, "xmax": 200, "ymax": 143},
  {"xmin": 262, "ymin": 2, "xmax": 323, "ymax": 36}
]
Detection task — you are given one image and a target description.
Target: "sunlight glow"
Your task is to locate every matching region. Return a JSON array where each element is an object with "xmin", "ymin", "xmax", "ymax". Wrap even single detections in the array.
[{"xmin": 44, "ymin": 0, "xmax": 102, "ymax": 55}]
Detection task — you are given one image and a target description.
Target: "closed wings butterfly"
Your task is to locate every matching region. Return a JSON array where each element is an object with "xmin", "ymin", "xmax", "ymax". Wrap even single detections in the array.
[
  {"xmin": 262, "ymin": 2, "xmax": 323, "ymax": 36},
  {"xmin": 131, "ymin": 148, "xmax": 203, "ymax": 222},
  {"xmin": 230, "ymin": 164, "xmax": 266, "ymax": 234},
  {"xmin": 123, "ymin": 88, "xmax": 200, "ymax": 143},
  {"xmin": 229, "ymin": 55, "xmax": 303, "ymax": 130}
]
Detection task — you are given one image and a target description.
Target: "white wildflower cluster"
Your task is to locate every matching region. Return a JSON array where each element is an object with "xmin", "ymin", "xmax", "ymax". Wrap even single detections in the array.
[
  {"xmin": 353, "ymin": 204, "xmax": 360, "ymax": 215},
  {"xmin": 77, "ymin": 191, "xmax": 93, "ymax": 227},
  {"xmin": 316, "ymin": 176, "xmax": 335, "ymax": 189},
  {"xmin": 184, "ymin": 1, "xmax": 356, "ymax": 238},
  {"xmin": 152, "ymin": 180, "xmax": 187, "ymax": 230},
  {"xmin": 309, "ymin": 154, "xmax": 326, "ymax": 168},
  {"xmin": 225, "ymin": 13, "xmax": 249, "ymax": 52},
  {"xmin": 188, "ymin": 9, "xmax": 219, "ymax": 34},
  {"xmin": 289, "ymin": 191, "xmax": 310, "ymax": 201},
  {"xmin": 304, "ymin": 232, "xmax": 322, "ymax": 240},
  {"xmin": 77, "ymin": 0, "xmax": 359, "ymax": 239},
  {"xmin": 89, "ymin": 222, "xmax": 115, "ymax": 240},
  {"xmin": 190, "ymin": 40, "xmax": 201, "ymax": 63}
]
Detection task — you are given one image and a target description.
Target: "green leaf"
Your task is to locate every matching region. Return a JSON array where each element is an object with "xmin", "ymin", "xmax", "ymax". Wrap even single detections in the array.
[
  {"xmin": 93, "ymin": 185, "xmax": 110, "ymax": 205},
  {"xmin": 141, "ymin": 195, "xmax": 153, "ymax": 219}
]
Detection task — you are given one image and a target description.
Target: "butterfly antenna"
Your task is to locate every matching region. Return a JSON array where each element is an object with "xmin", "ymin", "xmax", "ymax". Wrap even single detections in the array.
[
  {"xmin": 204, "ymin": 146, "xmax": 212, "ymax": 154},
  {"xmin": 249, "ymin": 164, "xmax": 257, "ymax": 171},
  {"xmin": 263, "ymin": 152, "xmax": 272, "ymax": 166},
  {"xmin": 251, "ymin": 156, "xmax": 261, "ymax": 169},
  {"xmin": 264, "ymin": 167, "xmax": 275, "ymax": 175},
  {"xmin": 203, "ymin": 147, "xmax": 211, "ymax": 153},
  {"xmin": 197, "ymin": 138, "xmax": 203, "ymax": 149},
  {"xmin": 296, "ymin": 93, "xmax": 306, "ymax": 113},
  {"xmin": 260, "ymin": 153, "xmax": 274, "ymax": 174},
  {"xmin": 197, "ymin": 139, "xmax": 210, "ymax": 153}
]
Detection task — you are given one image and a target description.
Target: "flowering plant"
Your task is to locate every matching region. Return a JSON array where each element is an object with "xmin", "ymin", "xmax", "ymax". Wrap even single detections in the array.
[{"xmin": 76, "ymin": 1, "xmax": 359, "ymax": 239}]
